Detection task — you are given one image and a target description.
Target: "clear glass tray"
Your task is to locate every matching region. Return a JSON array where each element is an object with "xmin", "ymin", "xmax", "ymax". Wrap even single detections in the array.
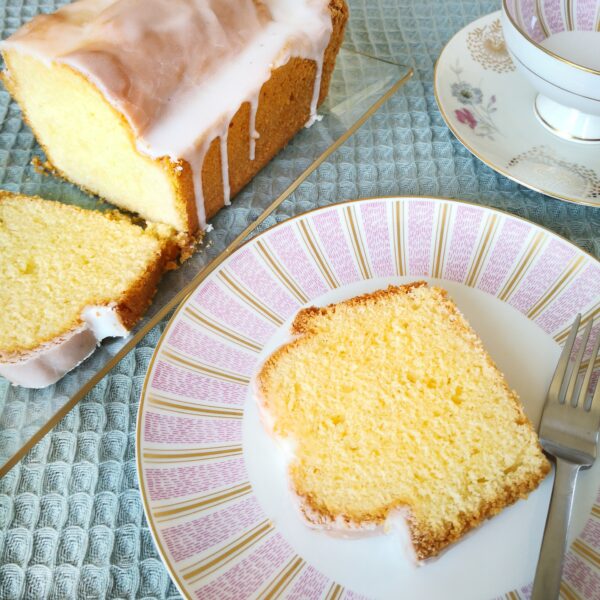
[{"xmin": 0, "ymin": 46, "xmax": 412, "ymax": 475}]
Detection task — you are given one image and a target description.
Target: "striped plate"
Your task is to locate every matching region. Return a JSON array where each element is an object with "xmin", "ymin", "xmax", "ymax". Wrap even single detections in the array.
[{"xmin": 137, "ymin": 197, "xmax": 600, "ymax": 600}]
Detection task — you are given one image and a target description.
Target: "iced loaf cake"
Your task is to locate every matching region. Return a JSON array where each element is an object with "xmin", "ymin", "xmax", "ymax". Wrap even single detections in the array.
[
  {"xmin": 256, "ymin": 282, "xmax": 550, "ymax": 560},
  {"xmin": 1, "ymin": 0, "xmax": 348, "ymax": 235},
  {"xmin": 0, "ymin": 192, "xmax": 179, "ymax": 388}
]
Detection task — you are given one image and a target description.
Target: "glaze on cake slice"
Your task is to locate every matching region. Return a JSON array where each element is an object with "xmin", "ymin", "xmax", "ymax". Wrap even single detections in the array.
[
  {"xmin": 257, "ymin": 282, "xmax": 550, "ymax": 560},
  {"xmin": 1, "ymin": 0, "xmax": 348, "ymax": 234}
]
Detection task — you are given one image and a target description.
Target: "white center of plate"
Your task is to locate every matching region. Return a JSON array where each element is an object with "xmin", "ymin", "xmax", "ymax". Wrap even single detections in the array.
[{"xmin": 242, "ymin": 276, "xmax": 598, "ymax": 600}]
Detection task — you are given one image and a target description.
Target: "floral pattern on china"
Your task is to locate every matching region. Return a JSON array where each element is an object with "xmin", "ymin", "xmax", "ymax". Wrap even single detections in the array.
[
  {"xmin": 451, "ymin": 61, "xmax": 499, "ymax": 140},
  {"xmin": 434, "ymin": 11, "xmax": 600, "ymax": 207}
]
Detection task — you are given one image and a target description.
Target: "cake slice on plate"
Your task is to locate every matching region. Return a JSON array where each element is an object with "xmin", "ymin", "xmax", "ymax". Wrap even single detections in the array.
[
  {"xmin": 0, "ymin": 192, "xmax": 179, "ymax": 388},
  {"xmin": 256, "ymin": 282, "xmax": 550, "ymax": 560},
  {"xmin": 0, "ymin": 0, "xmax": 348, "ymax": 235}
]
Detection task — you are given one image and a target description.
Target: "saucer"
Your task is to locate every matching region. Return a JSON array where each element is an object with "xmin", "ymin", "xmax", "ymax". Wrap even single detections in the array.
[{"xmin": 434, "ymin": 11, "xmax": 600, "ymax": 208}]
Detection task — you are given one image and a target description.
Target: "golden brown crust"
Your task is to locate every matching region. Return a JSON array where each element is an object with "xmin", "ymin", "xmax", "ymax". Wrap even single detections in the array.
[
  {"xmin": 202, "ymin": 0, "xmax": 348, "ymax": 221},
  {"xmin": 258, "ymin": 281, "xmax": 551, "ymax": 560},
  {"xmin": 407, "ymin": 459, "xmax": 550, "ymax": 559},
  {"xmin": 112, "ymin": 234, "xmax": 179, "ymax": 331},
  {"xmin": 291, "ymin": 281, "xmax": 428, "ymax": 335}
]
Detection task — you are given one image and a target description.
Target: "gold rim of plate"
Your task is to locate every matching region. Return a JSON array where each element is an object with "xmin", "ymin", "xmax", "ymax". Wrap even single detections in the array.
[{"xmin": 136, "ymin": 194, "xmax": 600, "ymax": 600}]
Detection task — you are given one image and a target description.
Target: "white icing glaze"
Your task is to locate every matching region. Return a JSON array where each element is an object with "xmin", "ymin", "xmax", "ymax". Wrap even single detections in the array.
[
  {"xmin": 219, "ymin": 131, "xmax": 231, "ymax": 206},
  {"xmin": 0, "ymin": 305, "xmax": 129, "ymax": 388},
  {"xmin": 248, "ymin": 96, "xmax": 260, "ymax": 161},
  {"xmin": 1, "ymin": 0, "xmax": 334, "ymax": 229}
]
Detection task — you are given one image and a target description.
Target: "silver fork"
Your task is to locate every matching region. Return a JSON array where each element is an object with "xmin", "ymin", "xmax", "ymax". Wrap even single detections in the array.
[{"xmin": 531, "ymin": 314, "xmax": 600, "ymax": 600}]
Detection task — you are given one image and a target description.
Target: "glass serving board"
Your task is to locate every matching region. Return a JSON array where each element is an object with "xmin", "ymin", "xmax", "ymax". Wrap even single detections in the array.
[{"xmin": 0, "ymin": 36, "xmax": 412, "ymax": 475}]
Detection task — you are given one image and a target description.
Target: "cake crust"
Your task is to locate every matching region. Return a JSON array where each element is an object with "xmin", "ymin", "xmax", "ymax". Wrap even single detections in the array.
[{"xmin": 257, "ymin": 282, "xmax": 551, "ymax": 560}]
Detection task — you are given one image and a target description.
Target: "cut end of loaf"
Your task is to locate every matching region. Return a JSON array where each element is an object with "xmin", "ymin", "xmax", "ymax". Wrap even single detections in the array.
[{"xmin": 257, "ymin": 282, "xmax": 550, "ymax": 560}]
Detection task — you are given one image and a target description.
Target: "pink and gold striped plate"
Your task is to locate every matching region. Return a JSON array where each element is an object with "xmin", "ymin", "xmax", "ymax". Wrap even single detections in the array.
[{"xmin": 137, "ymin": 197, "xmax": 600, "ymax": 599}]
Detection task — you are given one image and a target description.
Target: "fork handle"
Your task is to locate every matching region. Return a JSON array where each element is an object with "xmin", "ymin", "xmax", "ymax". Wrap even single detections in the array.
[{"xmin": 531, "ymin": 458, "xmax": 582, "ymax": 600}]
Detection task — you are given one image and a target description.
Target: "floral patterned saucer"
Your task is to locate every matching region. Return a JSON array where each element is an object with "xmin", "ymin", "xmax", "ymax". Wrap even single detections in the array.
[{"xmin": 434, "ymin": 11, "xmax": 600, "ymax": 208}]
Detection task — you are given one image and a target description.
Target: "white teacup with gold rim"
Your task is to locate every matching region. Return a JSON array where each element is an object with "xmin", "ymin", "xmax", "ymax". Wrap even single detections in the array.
[{"xmin": 501, "ymin": 0, "xmax": 600, "ymax": 142}]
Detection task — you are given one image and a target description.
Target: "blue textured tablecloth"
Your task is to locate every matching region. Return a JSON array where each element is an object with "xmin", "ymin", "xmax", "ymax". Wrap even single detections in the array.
[{"xmin": 0, "ymin": 0, "xmax": 598, "ymax": 598}]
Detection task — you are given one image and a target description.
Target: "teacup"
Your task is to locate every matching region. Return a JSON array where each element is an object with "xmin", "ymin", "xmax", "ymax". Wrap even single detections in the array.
[{"xmin": 501, "ymin": 0, "xmax": 600, "ymax": 142}]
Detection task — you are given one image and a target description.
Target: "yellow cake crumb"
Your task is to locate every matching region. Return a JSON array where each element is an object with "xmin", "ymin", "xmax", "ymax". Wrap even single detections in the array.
[{"xmin": 257, "ymin": 282, "xmax": 550, "ymax": 559}]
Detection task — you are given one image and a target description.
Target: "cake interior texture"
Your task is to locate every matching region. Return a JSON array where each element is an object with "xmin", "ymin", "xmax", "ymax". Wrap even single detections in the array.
[
  {"xmin": 2, "ymin": 50, "xmax": 189, "ymax": 231},
  {"xmin": 0, "ymin": 192, "xmax": 178, "ymax": 360},
  {"xmin": 257, "ymin": 282, "xmax": 550, "ymax": 559},
  {"xmin": 1, "ymin": 0, "xmax": 348, "ymax": 234}
]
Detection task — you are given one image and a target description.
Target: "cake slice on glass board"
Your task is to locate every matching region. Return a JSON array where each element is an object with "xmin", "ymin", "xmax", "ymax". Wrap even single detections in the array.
[
  {"xmin": 0, "ymin": 192, "xmax": 180, "ymax": 388},
  {"xmin": 256, "ymin": 282, "xmax": 550, "ymax": 560}
]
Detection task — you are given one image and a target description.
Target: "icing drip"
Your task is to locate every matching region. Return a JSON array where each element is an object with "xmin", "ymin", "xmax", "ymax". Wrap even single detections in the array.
[
  {"xmin": 249, "ymin": 96, "xmax": 260, "ymax": 161},
  {"xmin": 1, "ymin": 0, "xmax": 334, "ymax": 229},
  {"xmin": 219, "ymin": 129, "xmax": 231, "ymax": 206},
  {"xmin": 187, "ymin": 138, "xmax": 210, "ymax": 228},
  {"xmin": 0, "ymin": 304, "xmax": 129, "ymax": 388}
]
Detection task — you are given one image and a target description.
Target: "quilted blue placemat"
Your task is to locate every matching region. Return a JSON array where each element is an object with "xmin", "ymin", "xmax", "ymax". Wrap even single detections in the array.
[{"xmin": 0, "ymin": 0, "xmax": 598, "ymax": 598}]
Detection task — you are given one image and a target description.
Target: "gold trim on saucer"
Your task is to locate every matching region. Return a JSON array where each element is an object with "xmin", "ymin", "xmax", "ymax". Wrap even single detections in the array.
[
  {"xmin": 433, "ymin": 13, "xmax": 600, "ymax": 208},
  {"xmin": 0, "ymin": 60, "xmax": 414, "ymax": 479},
  {"xmin": 502, "ymin": 0, "xmax": 600, "ymax": 76},
  {"xmin": 533, "ymin": 97, "xmax": 600, "ymax": 143},
  {"xmin": 510, "ymin": 51, "xmax": 600, "ymax": 103},
  {"xmin": 136, "ymin": 195, "xmax": 599, "ymax": 600}
]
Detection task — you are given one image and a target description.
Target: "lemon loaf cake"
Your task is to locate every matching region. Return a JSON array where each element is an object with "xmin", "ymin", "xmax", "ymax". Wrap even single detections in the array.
[
  {"xmin": 1, "ymin": 0, "xmax": 348, "ymax": 235},
  {"xmin": 257, "ymin": 282, "xmax": 550, "ymax": 560},
  {"xmin": 0, "ymin": 192, "xmax": 179, "ymax": 388}
]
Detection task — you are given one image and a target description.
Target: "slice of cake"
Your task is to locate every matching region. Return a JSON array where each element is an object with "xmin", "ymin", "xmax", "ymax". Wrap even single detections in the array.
[
  {"xmin": 1, "ymin": 0, "xmax": 348, "ymax": 234},
  {"xmin": 256, "ymin": 282, "xmax": 550, "ymax": 560},
  {"xmin": 0, "ymin": 192, "xmax": 180, "ymax": 388}
]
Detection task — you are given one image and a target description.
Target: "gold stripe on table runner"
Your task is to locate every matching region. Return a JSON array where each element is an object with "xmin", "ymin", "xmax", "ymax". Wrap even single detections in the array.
[
  {"xmin": 432, "ymin": 203, "xmax": 451, "ymax": 279},
  {"xmin": 162, "ymin": 349, "xmax": 250, "ymax": 385},
  {"xmin": 258, "ymin": 556, "xmax": 306, "ymax": 600},
  {"xmin": 344, "ymin": 205, "xmax": 372, "ymax": 280},
  {"xmin": 298, "ymin": 219, "xmax": 339, "ymax": 289},
  {"xmin": 592, "ymin": 503, "xmax": 600, "ymax": 519},
  {"xmin": 498, "ymin": 231, "xmax": 545, "ymax": 301},
  {"xmin": 155, "ymin": 483, "xmax": 253, "ymax": 522},
  {"xmin": 504, "ymin": 591, "xmax": 521, "ymax": 600},
  {"xmin": 527, "ymin": 255, "xmax": 586, "ymax": 320},
  {"xmin": 183, "ymin": 520, "xmax": 274, "ymax": 583},
  {"xmin": 148, "ymin": 395, "xmax": 243, "ymax": 419},
  {"xmin": 466, "ymin": 214, "xmax": 498, "ymax": 288},
  {"xmin": 143, "ymin": 444, "xmax": 242, "ymax": 464},
  {"xmin": 392, "ymin": 201, "xmax": 406, "ymax": 276},
  {"xmin": 218, "ymin": 270, "xmax": 284, "ymax": 326},
  {"xmin": 184, "ymin": 306, "xmax": 262, "ymax": 353}
]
